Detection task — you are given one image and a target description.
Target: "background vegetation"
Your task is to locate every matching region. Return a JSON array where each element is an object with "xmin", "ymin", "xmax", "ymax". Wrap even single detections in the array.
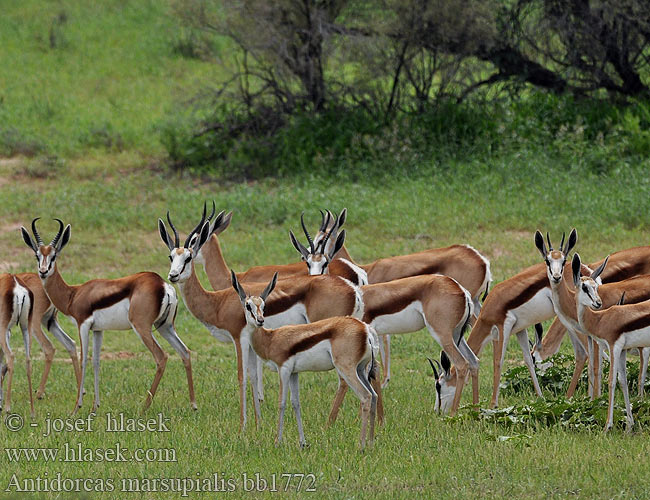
[{"xmin": 1, "ymin": 0, "xmax": 650, "ymax": 499}]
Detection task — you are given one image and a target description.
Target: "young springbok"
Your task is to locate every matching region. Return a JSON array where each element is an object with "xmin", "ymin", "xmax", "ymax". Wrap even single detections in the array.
[
  {"xmin": 159, "ymin": 213, "xmax": 373, "ymax": 432},
  {"xmin": 572, "ymin": 253, "xmax": 650, "ymax": 431},
  {"xmin": 0, "ymin": 273, "xmax": 34, "ymax": 417},
  {"xmin": 21, "ymin": 219, "xmax": 196, "ymax": 413},
  {"xmin": 293, "ymin": 208, "xmax": 491, "ymax": 388},
  {"xmin": 231, "ymin": 271, "xmax": 379, "ymax": 448}
]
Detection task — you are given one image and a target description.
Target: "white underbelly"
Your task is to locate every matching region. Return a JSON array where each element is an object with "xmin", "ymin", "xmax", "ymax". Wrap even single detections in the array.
[
  {"xmin": 265, "ymin": 302, "xmax": 308, "ymax": 328},
  {"xmin": 290, "ymin": 341, "xmax": 334, "ymax": 372},
  {"xmin": 90, "ymin": 299, "xmax": 132, "ymax": 331},
  {"xmin": 371, "ymin": 301, "xmax": 425, "ymax": 335},
  {"xmin": 623, "ymin": 329, "xmax": 650, "ymax": 349},
  {"xmin": 510, "ymin": 289, "xmax": 554, "ymax": 333}
]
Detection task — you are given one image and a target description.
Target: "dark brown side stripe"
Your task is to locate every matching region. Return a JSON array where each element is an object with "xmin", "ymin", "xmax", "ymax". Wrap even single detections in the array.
[
  {"xmin": 90, "ymin": 286, "xmax": 132, "ymax": 312},
  {"xmin": 502, "ymin": 274, "xmax": 548, "ymax": 313},
  {"xmin": 362, "ymin": 287, "xmax": 415, "ymax": 323},
  {"xmin": 601, "ymin": 260, "xmax": 647, "ymax": 284},
  {"xmin": 287, "ymin": 330, "xmax": 333, "ymax": 357},
  {"xmin": 266, "ymin": 289, "xmax": 307, "ymax": 317},
  {"xmin": 617, "ymin": 313, "xmax": 650, "ymax": 337}
]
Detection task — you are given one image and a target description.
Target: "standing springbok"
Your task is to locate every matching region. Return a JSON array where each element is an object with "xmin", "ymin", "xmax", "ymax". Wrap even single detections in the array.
[
  {"xmin": 231, "ymin": 271, "xmax": 379, "ymax": 448},
  {"xmin": 535, "ymin": 230, "xmax": 650, "ymax": 399},
  {"xmin": 0, "ymin": 273, "xmax": 34, "ymax": 417},
  {"xmin": 572, "ymin": 253, "xmax": 650, "ymax": 431},
  {"xmin": 159, "ymin": 214, "xmax": 373, "ymax": 432},
  {"xmin": 21, "ymin": 219, "xmax": 196, "ymax": 413},
  {"xmin": 293, "ymin": 208, "xmax": 491, "ymax": 388},
  {"xmin": 532, "ymin": 245, "xmax": 650, "ymax": 396},
  {"xmin": 15, "ymin": 273, "xmax": 80, "ymax": 399}
]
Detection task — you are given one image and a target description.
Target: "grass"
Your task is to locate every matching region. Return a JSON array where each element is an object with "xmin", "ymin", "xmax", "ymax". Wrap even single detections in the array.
[
  {"xmin": 3, "ymin": 0, "xmax": 650, "ymax": 498},
  {"xmin": 2, "ymin": 162, "xmax": 650, "ymax": 499}
]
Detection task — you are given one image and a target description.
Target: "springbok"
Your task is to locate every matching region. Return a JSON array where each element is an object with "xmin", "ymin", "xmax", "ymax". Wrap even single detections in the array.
[
  {"xmin": 231, "ymin": 271, "xmax": 379, "ymax": 448},
  {"xmin": 15, "ymin": 273, "xmax": 80, "ymax": 399},
  {"xmin": 535, "ymin": 230, "xmax": 650, "ymax": 399},
  {"xmin": 0, "ymin": 273, "xmax": 34, "ymax": 417},
  {"xmin": 532, "ymin": 244, "xmax": 650, "ymax": 397},
  {"xmin": 159, "ymin": 213, "xmax": 375, "ymax": 432},
  {"xmin": 572, "ymin": 253, "xmax": 650, "ymax": 431},
  {"xmin": 21, "ymin": 219, "xmax": 196, "ymax": 413},
  {"xmin": 293, "ymin": 208, "xmax": 491, "ymax": 387}
]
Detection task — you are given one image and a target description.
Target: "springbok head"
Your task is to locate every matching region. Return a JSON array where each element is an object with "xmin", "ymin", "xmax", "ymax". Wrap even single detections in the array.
[
  {"xmin": 159, "ymin": 210, "xmax": 211, "ymax": 284},
  {"xmin": 21, "ymin": 218, "xmax": 71, "ymax": 280},
  {"xmin": 428, "ymin": 351, "xmax": 454, "ymax": 414},
  {"xmin": 231, "ymin": 270, "xmax": 278, "ymax": 328},
  {"xmin": 534, "ymin": 228, "xmax": 578, "ymax": 285},
  {"xmin": 185, "ymin": 201, "xmax": 232, "ymax": 266},
  {"xmin": 572, "ymin": 253, "xmax": 609, "ymax": 311},
  {"xmin": 289, "ymin": 212, "xmax": 346, "ymax": 275}
]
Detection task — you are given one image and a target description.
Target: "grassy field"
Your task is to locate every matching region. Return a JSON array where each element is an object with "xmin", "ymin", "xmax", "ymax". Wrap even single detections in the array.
[{"xmin": 3, "ymin": 1, "xmax": 650, "ymax": 499}]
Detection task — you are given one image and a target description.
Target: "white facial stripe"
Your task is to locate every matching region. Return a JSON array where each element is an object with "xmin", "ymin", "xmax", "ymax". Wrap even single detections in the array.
[{"xmin": 168, "ymin": 249, "xmax": 193, "ymax": 282}]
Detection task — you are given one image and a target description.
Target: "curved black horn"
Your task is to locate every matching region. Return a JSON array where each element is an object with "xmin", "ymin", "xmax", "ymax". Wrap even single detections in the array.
[
  {"xmin": 31, "ymin": 218, "xmax": 43, "ymax": 246},
  {"xmin": 560, "ymin": 232, "xmax": 566, "ymax": 253},
  {"xmin": 319, "ymin": 210, "xmax": 326, "ymax": 231},
  {"xmin": 301, "ymin": 212, "xmax": 314, "ymax": 254},
  {"xmin": 166, "ymin": 211, "xmax": 180, "ymax": 248},
  {"xmin": 50, "ymin": 219, "xmax": 64, "ymax": 248},
  {"xmin": 207, "ymin": 200, "xmax": 216, "ymax": 221},
  {"xmin": 318, "ymin": 213, "xmax": 338, "ymax": 254},
  {"xmin": 185, "ymin": 202, "xmax": 208, "ymax": 247},
  {"xmin": 546, "ymin": 232, "xmax": 553, "ymax": 251},
  {"xmin": 427, "ymin": 358, "xmax": 440, "ymax": 380}
]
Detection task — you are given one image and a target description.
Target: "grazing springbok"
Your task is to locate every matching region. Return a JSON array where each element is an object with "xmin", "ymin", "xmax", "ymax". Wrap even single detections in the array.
[
  {"xmin": 532, "ymin": 244, "xmax": 650, "ymax": 396},
  {"xmin": 231, "ymin": 271, "xmax": 379, "ymax": 448},
  {"xmin": 159, "ymin": 214, "xmax": 374, "ymax": 432},
  {"xmin": 21, "ymin": 219, "xmax": 196, "ymax": 413},
  {"xmin": 0, "ymin": 273, "xmax": 34, "ymax": 417},
  {"xmin": 535, "ymin": 230, "xmax": 650, "ymax": 399},
  {"xmin": 15, "ymin": 273, "xmax": 80, "ymax": 399},
  {"xmin": 294, "ymin": 208, "xmax": 491, "ymax": 387},
  {"xmin": 572, "ymin": 253, "xmax": 650, "ymax": 431}
]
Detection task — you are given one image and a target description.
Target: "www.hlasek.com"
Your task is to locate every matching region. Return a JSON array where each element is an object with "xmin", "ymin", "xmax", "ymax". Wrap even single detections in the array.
[{"xmin": 5, "ymin": 473, "xmax": 318, "ymax": 495}]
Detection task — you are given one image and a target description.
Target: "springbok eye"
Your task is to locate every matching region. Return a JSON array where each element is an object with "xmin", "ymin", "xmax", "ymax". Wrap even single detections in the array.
[
  {"xmin": 322, "ymin": 261, "xmax": 328, "ymax": 268},
  {"xmin": 184, "ymin": 256, "xmax": 192, "ymax": 265},
  {"xmin": 246, "ymin": 304, "xmax": 252, "ymax": 313},
  {"xmin": 582, "ymin": 284, "xmax": 588, "ymax": 292},
  {"xmin": 169, "ymin": 255, "xmax": 173, "ymax": 262}
]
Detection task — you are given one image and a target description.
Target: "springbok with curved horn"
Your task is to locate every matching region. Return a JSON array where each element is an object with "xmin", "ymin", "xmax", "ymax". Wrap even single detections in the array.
[
  {"xmin": 0, "ymin": 273, "xmax": 34, "ymax": 417},
  {"xmin": 231, "ymin": 271, "xmax": 379, "ymax": 448},
  {"xmin": 189, "ymin": 203, "xmax": 367, "ymax": 291},
  {"xmin": 159, "ymin": 213, "xmax": 374, "ymax": 432},
  {"xmin": 21, "ymin": 219, "xmax": 196, "ymax": 413},
  {"xmin": 572, "ymin": 253, "xmax": 650, "ymax": 431},
  {"xmin": 291, "ymin": 208, "xmax": 491, "ymax": 388}
]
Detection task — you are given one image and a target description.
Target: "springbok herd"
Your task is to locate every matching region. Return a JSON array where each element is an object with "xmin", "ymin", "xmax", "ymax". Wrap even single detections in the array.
[{"xmin": 2, "ymin": 204, "xmax": 650, "ymax": 447}]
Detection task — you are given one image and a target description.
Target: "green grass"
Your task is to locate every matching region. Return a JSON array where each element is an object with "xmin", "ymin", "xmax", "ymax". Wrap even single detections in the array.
[{"xmin": 1, "ymin": 163, "xmax": 650, "ymax": 499}]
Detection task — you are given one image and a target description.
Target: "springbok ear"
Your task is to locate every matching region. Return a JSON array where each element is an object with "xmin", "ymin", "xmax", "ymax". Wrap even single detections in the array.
[
  {"xmin": 194, "ymin": 221, "xmax": 211, "ymax": 252},
  {"xmin": 564, "ymin": 228, "xmax": 578, "ymax": 255},
  {"xmin": 591, "ymin": 255, "xmax": 609, "ymax": 281},
  {"xmin": 57, "ymin": 225, "xmax": 71, "ymax": 252},
  {"xmin": 572, "ymin": 253, "xmax": 582, "ymax": 287},
  {"xmin": 427, "ymin": 358, "xmax": 440, "ymax": 380},
  {"xmin": 534, "ymin": 230, "xmax": 547, "ymax": 258},
  {"xmin": 230, "ymin": 269, "xmax": 247, "ymax": 302},
  {"xmin": 440, "ymin": 351, "xmax": 451, "ymax": 375},
  {"xmin": 260, "ymin": 272, "xmax": 278, "ymax": 301},
  {"xmin": 337, "ymin": 208, "xmax": 347, "ymax": 229},
  {"xmin": 20, "ymin": 227, "xmax": 37, "ymax": 253},
  {"xmin": 212, "ymin": 211, "xmax": 233, "ymax": 236},
  {"xmin": 289, "ymin": 230, "xmax": 310, "ymax": 260},
  {"xmin": 329, "ymin": 230, "xmax": 346, "ymax": 259},
  {"xmin": 158, "ymin": 219, "xmax": 173, "ymax": 250}
]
